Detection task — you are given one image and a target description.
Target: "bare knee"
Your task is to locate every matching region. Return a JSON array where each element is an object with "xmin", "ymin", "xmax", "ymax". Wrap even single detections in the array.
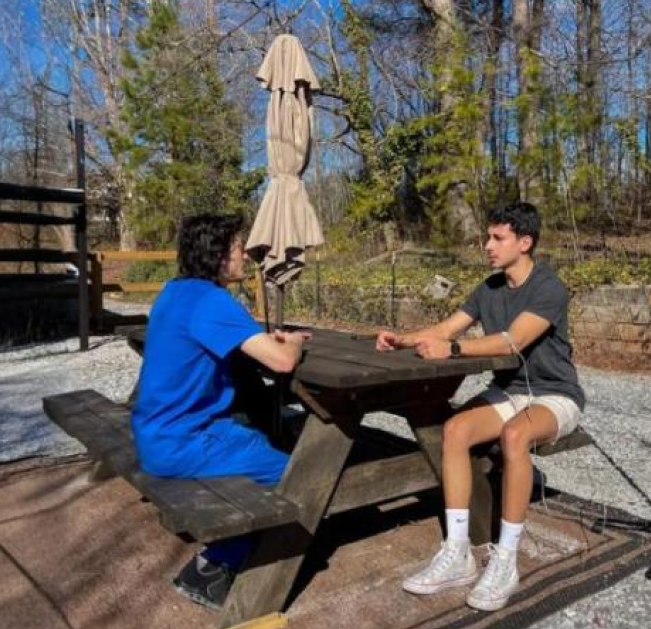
[
  {"xmin": 443, "ymin": 417, "xmax": 474, "ymax": 452},
  {"xmin": 500, "ymin": 421, "xmax": 531, "ymax": 460}
]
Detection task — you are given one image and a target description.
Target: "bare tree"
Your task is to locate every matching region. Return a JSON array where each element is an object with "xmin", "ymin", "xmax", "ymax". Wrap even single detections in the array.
[
  {"xmin": 37, "ymin": 0, "xmax": 146, "ymax": 247},
  {"xmin": 513, "ymin": 0, "xmax": 545, "ymax": 204},
  {"xmin": 419, "ymin": 0, "xmax": 481, "ymax": 241}
]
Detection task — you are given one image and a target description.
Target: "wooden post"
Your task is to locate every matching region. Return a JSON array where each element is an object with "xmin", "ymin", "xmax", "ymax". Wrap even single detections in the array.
[
  {"xmin": 315, "ymin": 251, "xmax": 321, "ymax": 321},
  {"xmin": 254, "ymin": 268, "xmax": 264, "ymax": 319},
  {"xmin": 256, "ymin": 268, "xmax": 271, "ymax": 332},
  {"xmin": 274, "ymin": 284, "xmax": 284, "ymax": 330},
  {"xmin": 390, "ymin": 251, "xmax": 397, "ymax": 328},
  {"xmin": 89, "ymin": 253, "xmax": 103, "ymax": 330},
  {"xmin": 218, "ymin": 412, "xmax": 360, "ymax": 627},
  {"xmin": 75, "ymin": 119, "xmax": 89, "ymax": 352}
]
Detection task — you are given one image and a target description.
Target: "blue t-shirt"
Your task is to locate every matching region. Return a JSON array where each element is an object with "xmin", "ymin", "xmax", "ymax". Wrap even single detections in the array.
[{"xmin": 131, "ymin": 278, "xmax": 263, "ymax": 476}]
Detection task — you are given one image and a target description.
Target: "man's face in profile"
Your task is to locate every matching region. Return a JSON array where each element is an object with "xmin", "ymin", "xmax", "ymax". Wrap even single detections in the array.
[{"xmin": 485, "ymin": 223, "xmax": 533, "ymax": 270}]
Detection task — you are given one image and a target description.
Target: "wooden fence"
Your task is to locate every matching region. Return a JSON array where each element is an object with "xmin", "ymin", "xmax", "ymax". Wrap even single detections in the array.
[
  {"xmin": 91, "ymin": 250, "xmax": 264, "ymax": 324},
  {"xmin": 0, "ymin": 120, "xmax": 90, "ymax": 350}
]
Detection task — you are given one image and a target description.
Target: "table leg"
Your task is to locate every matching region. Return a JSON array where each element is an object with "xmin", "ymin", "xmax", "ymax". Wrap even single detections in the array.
[
  {"xmin": 404, "ymin": 402, "xmax": 497, "ymax": 546},
  {"xmin": 469, "ymin": 455, "xmax": 499, "ymax": 545},
  {"xmin": 403, "ymin": 403, "xmax": 447, "ymax": 531},
  {"xmin": 217, "ymin": 411, "xmax": 361, "ymax": 628}
]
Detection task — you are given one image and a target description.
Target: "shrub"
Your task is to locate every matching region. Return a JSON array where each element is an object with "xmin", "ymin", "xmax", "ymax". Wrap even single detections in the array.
[
  {"xmin": 559, "ymin": 256, "xmax": 651, "ymax": 295},
  {"xmin": 124, "ymin": 260, "xmax": 177, "ymax": 283}
]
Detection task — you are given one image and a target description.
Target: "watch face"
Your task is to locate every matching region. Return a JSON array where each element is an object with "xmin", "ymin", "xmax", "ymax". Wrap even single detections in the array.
[{"xmin": 451, "ymin": 341, "xmax": 461, "ymax": 356}]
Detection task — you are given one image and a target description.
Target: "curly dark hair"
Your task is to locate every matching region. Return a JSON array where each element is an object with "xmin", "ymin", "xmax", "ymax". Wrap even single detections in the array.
[
  {"xmin": 177, "ymin": 214, "xmax": 244, "ymax": 284},
  {"xmin": 487, "ymin": 201, "xmax": 540, "ymax": 252}
]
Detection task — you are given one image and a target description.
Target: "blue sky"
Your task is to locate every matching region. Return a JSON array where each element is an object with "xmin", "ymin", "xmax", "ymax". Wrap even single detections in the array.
[{"xmin": 0, "ymin": 2, "xmax": 45, "ymax": 74}]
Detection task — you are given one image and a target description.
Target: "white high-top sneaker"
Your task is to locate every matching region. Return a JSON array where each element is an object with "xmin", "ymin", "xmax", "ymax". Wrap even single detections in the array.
[
  {"xmin": 466, "ymin": 544, "xmax": 519, "ymax": 611},
  {"xmin": 402, "ymin": 539, "xmax": 478, "ymax": 595}
]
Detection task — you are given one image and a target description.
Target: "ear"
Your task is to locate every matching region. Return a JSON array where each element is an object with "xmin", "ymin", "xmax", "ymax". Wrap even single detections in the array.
[{"xmin": 519, "ymin": 235, "xmax": 533, "ymax": 254}]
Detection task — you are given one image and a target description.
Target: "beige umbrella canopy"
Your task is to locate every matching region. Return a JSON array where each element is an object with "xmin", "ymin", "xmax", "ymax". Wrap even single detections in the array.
[{"xmin": 246, "ymin": 34, "xmax": 324, "ymax": 291}]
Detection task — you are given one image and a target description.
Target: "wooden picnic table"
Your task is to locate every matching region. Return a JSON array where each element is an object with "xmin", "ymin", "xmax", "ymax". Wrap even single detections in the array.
[{"xmin": 124, "ymin": 325, "xmax": 518, "ymax": 627}]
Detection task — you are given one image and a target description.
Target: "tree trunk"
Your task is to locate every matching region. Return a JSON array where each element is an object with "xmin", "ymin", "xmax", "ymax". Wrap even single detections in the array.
[
  {"xmin": 576, "ymin": 0, "xmax": 603, "ymax": 220},
  {"xmin": 425, "ymin": 0, "xmax": 480, "ymax": 242},
  {"xmin": 488, "ymin": 0, "xmax": 505, "ymax": 182},
  {"xmin": 118, "ymin": 174, "xmax": 137, "ymax": 250},
  {"xmin": 514, "ymin": 0, "xmax": 545, "ymax": 205}
]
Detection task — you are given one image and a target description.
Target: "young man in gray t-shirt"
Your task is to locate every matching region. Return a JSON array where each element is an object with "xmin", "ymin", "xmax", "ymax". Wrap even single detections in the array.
[{"xmin": 376, "ymin": 202, "xmax": 584, "ymax": 612}]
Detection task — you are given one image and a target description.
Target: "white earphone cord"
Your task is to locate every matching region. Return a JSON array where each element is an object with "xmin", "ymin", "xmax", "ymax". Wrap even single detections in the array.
[{"xmin": 501, "ymin": 330, "xmax": 547, "ymax": 513}]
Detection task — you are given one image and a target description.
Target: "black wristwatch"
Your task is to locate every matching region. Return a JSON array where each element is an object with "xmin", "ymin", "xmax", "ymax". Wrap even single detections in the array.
[{"xmin": 450, "ymin": 340, "xmax": 462, "ymax": 357}]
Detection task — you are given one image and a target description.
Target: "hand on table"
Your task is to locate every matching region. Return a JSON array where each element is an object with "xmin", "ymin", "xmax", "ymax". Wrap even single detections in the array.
[{"xmin": 376, "ymin": 330, "xmax": 401, "ymax": 352}]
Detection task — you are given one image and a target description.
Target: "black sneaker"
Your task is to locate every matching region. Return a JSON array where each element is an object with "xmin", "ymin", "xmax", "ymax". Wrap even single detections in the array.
[{"xmin": 173, "ymin": 557, "xmax": 235, "ymax": 611}]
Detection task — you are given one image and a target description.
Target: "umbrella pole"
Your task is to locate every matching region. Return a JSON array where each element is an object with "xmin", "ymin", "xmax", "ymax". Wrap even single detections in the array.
[
  {"xmin": 260, "ymin": 270, "xmax": 271, "ymax": 333},
  {"xmin": 275, "ymin": 284, "xmax": 284, "ymax": 330},
  {"xmin": 272, "ymin": 284, "xmax": 285, "ymax": 443}
]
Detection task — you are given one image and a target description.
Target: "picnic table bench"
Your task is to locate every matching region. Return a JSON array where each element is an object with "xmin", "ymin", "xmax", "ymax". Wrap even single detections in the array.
[
  {"xmin": 43, "ymin": 390, "xmax": 300, "ymax": 542},
  {"xmin": 43, "ymin": 326, "xmax": 592, "ymax": 628}
]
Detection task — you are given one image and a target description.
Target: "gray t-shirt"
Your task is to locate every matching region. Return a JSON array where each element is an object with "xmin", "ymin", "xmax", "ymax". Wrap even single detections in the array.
[{"xmin": 461, "ymin": 262, "xmax": 585, "ymax": 410}]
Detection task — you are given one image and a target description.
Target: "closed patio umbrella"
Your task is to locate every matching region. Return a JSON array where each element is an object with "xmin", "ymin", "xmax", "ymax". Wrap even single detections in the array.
[{"xmin": 246, "ymin": 34, "xmax": 323, "ymax": 328}]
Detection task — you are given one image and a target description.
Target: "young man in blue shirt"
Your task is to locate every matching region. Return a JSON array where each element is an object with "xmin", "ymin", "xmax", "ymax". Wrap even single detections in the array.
[
  {"xmin": 131, "ymin": 214, "xmax": 309, "ymax": 610},
  {"xmin": 377, "ymin": 202, "xmax": 584, "ymax": 611}
]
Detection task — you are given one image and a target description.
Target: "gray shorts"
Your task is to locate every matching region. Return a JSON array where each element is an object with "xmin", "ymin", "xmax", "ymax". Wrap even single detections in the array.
[{"xmin": 477, "ymin": 385, "xmax": 581, "ymax": 442}]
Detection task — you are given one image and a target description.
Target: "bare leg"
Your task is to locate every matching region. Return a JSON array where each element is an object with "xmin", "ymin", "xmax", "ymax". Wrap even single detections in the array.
[
  {"xmin": 442, "ymin": 401, "xmax": 505, "ymax": 509},
  {"xmin": 500, "ymin": 405, "xmax": 558, "ymax": 523}
]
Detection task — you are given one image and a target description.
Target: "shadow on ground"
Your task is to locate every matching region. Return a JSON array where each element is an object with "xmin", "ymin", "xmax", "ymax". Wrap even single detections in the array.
[{"xmin": 2, "ymin": 457, "xmax": 648, "ymax": 629}]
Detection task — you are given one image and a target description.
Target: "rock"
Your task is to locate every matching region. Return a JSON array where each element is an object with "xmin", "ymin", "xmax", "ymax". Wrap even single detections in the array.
[{"xmin": 425, "ymin": 275, "xmax": 456, "ymax": 299}]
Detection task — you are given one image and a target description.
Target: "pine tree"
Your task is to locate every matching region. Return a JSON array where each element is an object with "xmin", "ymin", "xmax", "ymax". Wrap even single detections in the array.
[{"xmin": 112, "ymin": 0, "xmax": 262, "ymax": 246}]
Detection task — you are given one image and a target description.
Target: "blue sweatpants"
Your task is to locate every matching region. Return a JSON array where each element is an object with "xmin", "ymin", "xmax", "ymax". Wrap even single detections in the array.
[{"xmin": 187, "ymin": 418, "xmax": 289, "ymax": 569}]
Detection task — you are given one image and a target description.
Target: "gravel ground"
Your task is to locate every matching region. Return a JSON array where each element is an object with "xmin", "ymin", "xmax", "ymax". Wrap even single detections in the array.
[{"xmin": 1, "ymin": 298, "xmax": 650, "ymax": 626}]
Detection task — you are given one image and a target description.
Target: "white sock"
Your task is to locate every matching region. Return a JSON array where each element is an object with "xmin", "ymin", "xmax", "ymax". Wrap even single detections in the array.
[
  {"xmin": 498, "ymin": 519, "xmax": 524, "ymax": 552},
  {"xmin": 445, "ymin": 509, "xmax": 470, "ymax": 542}
]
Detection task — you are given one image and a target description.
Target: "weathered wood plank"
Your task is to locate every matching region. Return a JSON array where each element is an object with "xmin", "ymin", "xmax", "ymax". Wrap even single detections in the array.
[
  {"xmin": 43, "ymin": 391, "xmax": 253, "ymax": 539},
  {"xmin": 97, "ymin": 250, "xmax": 176, "ymax": 262},
  {"xmin": 326, "ymin": 451, "xmax": 438, "ymax": 515},
  {"xmin": 348, "ymin": 425, "xmax": 419, "ymax": 461},
  {"xmin": 197, "ymin": 477, "xmax": 300, "ymax": 533},
  {"xmin": 0, "ymin": 282, "xmax": 80, "ymax": 301},
  {"xmin": 124, "ymin": 324, "xmax": 519, "ymax": 388},
  {"xmin": 305, "ymin": 329, "xmax": 518, "ymax": 375},
  {"xmin": 303, "ymin": 344, "xmax": 418, "ymax": 381},
  {"xmin": 0, "ymin": 249, "xmax": 82, "ymax": 264},
  {"xmin": 102, "ymin": 281, "xmax": 164, "ymax": 293},
  {"xmin": 0, "ymin": 209, "xmax": 77, "ymax": 226},
  {"xmin": 296, "ymin": 355, "xmax": 391, "ymax": 388},
  {"xmin": 0, "ymin": 183, "xmax": 84, "ymax": 206},
  {"xmin": 335, "ymin": 338, "xmax": 518, "ymax": 379},
  {"xmin": 298, "ymin": 337, "xmax": 517, "ymax": 388},
  {"xmin": 351, "ymin": 375, "xmax": 463, "ymax": 415},
  {"xmin": 43, "ymin": 390, "xmax": 300, "ymax": 542},
  {"xmin": 218, "ymin": 412, "xmax": 360, "ymax": 628}
]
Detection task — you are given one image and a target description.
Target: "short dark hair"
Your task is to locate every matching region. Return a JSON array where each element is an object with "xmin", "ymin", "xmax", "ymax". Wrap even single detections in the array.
[
  {"xmin": 487, "ymin": 201, "xmax": 540, "ymax": 252},
  {"xmin": 177, "ymin": 213, "xmax": 244, "ymax": 284}
]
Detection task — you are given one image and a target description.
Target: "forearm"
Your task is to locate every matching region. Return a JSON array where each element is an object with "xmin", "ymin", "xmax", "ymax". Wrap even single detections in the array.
[
  {"xmin": 396, "ymin": 323, "xmax": 450, "ymax": 347},
  {"xmin": 270, "ymin": 334, "xmax": 303, "ymax": 369},
  {"xmin": 456, "ymin": 332, "xmax": 512, "ymax": 357},
  {"xmin": 241, "ymin": 332, "xmax": 304, "ymax": 373}
]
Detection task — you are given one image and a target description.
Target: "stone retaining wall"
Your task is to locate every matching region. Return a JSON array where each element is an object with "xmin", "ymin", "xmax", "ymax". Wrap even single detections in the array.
[{"xmin": 570, "ymin": 286, "xmax": 651, "ymax": 367}]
